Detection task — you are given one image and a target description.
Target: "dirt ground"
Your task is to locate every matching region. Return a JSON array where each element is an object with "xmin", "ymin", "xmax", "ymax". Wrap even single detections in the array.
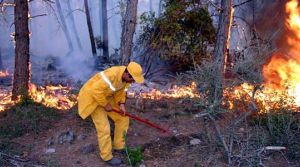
[
  {"xmin": 7, "ymin": 98, "xmax": 213, "ymax": 167},
  {"xmin": 1, "ymin": 98, "xmax": 297, "ymax": 167}
]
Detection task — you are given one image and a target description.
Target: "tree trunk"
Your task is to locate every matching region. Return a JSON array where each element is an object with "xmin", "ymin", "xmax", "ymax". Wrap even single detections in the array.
[
  {"xmin": 84, "ymin": 0, "xmax": 97, "ymax": 57},
  {"xmin": 0, "ymin": 49, "xmax": 3, "ymax": 70},
  {"xmin": 120, "ymin": 0, "xmax": 138, "ymax": 65},
  {"xmin": 12, "ymin": 0, "xmax": 30, "ymax": 100},
  {"xmin": 158, "ymin": 0, "xmax": 162, "ymax": 16},
  {"xmin": 55, "ymin": 0, "xmax": 74, "ymax": 54},
  {"xmin": 102, "ymin": 0, "xmax": 109, "ymax": 60},
  {"xmin": 66, "ymin": 0, "xmax": 82, "ymax": 50},
  {"xmin": 212, "ymin": 0, "xmax": 233, "ymax": 102},
  {"xmin": 150, "ymin": 0, "xmax": 153, "ymax": 12}
]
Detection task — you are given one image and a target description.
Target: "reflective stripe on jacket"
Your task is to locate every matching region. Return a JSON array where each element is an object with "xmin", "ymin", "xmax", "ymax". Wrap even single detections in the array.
[{"xmin": 78, "ymin": 66, "xmax": 130, "ymax": 119}]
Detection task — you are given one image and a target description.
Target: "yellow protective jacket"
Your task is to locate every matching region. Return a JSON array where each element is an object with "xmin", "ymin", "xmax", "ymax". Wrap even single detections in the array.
[{"xmin": 78, "ymin": 66, "xmax": 130, "ymax": 119}]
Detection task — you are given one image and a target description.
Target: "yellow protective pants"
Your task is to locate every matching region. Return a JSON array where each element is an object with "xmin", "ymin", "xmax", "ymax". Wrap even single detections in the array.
[{"xmin": 90, "ymin": 101, "xmax": 129, "ymax": 161}]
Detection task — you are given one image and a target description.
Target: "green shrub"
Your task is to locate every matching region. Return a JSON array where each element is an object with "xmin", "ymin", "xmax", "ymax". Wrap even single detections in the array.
[
  {"xmin": 41, "ymin": 155, "xmax": 60, "ymax": 167},
  {"xmin": 0, "ymin": 103, "xmax": 60, "ymax": 138},
  {"xmin": 126, "ymin": 147, "xmax": 143, "ymax": 167},
  {"xmin": 0, "ymin": 139, "xmax": 27, "ymax": 155},
  {"xmin": 0, "ymin": 139, "xmax": 32, "ymax": 166},
  {"xmin": 123, "ymin": 131, "xmax": 143, "ymax": 166},
  {"xmin": 138, "ymin": 0, "xmax": 216, "ymax": 71},
  {"xmin": 266, "ymin": 108, "xmax": 296, "ymax": 144}
]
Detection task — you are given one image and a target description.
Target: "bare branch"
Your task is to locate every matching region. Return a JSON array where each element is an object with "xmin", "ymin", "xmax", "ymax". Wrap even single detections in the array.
[
  {"xmin": 233, "ymin": 84, "xmax": 260, "ymax": 126},
  {"xmin": 65, "ymin": 8, "xmax": 85, "ymax": 18},
  {"xmin": 29, "ymin": 14, "xmax": 47, "ymax": 19},
  {"xmin": 233, "ymin": 0, "xmax": 254, "ymax": 8},
  {"xmin": 207, "ymin": 113, "xmax": 230, "ymax": 158},
  {"xmin": 41, "ymin": 0, "xmax": 55, "ymax": 3}
]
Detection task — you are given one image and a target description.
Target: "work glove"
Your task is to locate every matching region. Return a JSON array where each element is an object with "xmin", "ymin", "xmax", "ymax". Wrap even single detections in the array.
[
  {"xmin": 104, "ymin": 103, "xmax": 112, "ymax": 112},
  {"xmin": 119, "ymin": 103, "xmax": 127, "ymax": 116}
]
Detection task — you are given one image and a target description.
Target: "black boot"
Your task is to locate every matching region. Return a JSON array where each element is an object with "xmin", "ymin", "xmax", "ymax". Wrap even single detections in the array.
[
  {"xmin": 106, "ymin": 157, "xmax": 122, "ymax": 166},
  {"xmin": 114, "ymin": 149, "xmax": 126, "ymax": 156}
]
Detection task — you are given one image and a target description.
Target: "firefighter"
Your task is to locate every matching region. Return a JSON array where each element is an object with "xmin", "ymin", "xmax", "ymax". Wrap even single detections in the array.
[{"xmin": 78, "ymin": 62, "xmax": 144, "ymax": 166}]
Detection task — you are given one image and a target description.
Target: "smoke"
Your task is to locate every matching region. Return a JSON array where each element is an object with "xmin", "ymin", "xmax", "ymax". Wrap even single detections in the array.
[
  {"xmin": 249, "ymin": 0, "xmax": 293, "ymax": 53},
  {"xmin": 58, "ymin": 50, "xmax": 95, "ymax": 82},
  {"xmin": 0, "ymin": 0, "xmax": 165, "ymax": 84}
]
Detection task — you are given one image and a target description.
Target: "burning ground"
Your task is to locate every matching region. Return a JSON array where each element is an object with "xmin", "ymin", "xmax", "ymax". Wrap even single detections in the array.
[{"xmin": 0, "ymin": 59, "xmax": 300, "ymax": 167}]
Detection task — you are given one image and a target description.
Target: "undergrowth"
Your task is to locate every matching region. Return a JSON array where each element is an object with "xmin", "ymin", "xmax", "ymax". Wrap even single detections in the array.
[{"xmin": 0, "ymin": 97, "xmax": 61, "ymax": 139}]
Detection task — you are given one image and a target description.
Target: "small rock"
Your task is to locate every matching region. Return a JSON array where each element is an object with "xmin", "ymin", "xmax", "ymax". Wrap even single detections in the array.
[
  {"xmin": 57, "ymin": 129, "xmax": 76, "ymax": 144},
  {"xmin": 189, "ymin": 138, "xmax": 201, "ymax": 145},
  {"xmin": 194, "ymin": 113, "xmax": 201, "ymax": 118},
  {"xmin": 46, "ymin": 137, "xmax": 54, "ymax": 146},
  {"xmin": 139, "ymin": 163, "xmax": 146, "ymax": 167},
  {"xmin": 80, "ymin": 144, "xmax": 96, "ymax": 154},
  {"xmin": 45, "ymin": 148, "xmax": 55, "ymax": 154},
  {"xmin": 78, "ymin": 134, "xmax": 88, "ymax": 140},
  {"xmin": 239, "ymin": 128, "xmax": 245, "ymax": 132}
]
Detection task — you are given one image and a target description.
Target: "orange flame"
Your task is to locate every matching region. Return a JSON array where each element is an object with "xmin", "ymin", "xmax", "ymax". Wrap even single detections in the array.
[
  {"xmin": 0, "ymin": 84, "xmax": 77, "ymax": 112},
  {"xmin": 29, "ymin": 84, "xmax": 77, "ymax": 110},
  {"xmin": 262, "ymin": 0, "xmax": 300, "ymax": 106},
  {"xmin": 0, "ymin": 88, "xmax": 14, "ymax": 111},
  {"xmin": 0, "ymin": 70, "xmax": 9, "ymax": 77},
  {"xmin": 128, "ymin": 82, "xmax": 200, "ymax": 100},
  {"xmin": 1, "ymin": 0, "xmax": 299, "ymax": 112}
]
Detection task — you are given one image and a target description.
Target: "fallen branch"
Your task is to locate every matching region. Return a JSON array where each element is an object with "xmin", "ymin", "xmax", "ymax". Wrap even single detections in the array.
[
  {"xmin": 264, "ymin": 146, "xmax": 286, "ymax": 151},
  {"xmin": 207, "ymin": 112, "xmax": 231, "ymax": 162},
  {"xmin": 0, "ymin": 151, "xmax": 30, "ymax": 162}
]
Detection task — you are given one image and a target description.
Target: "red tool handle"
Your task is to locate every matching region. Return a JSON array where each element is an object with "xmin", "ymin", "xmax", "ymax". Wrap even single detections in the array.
[{"xmin": 112, "ymin": 109, "xmax": 167, "ymax": 133}]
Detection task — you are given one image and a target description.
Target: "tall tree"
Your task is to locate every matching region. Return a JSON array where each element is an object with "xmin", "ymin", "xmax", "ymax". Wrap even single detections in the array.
[
  {"xmin": 66, "ymin": 0, "xmax": 82, "ymax": 50},
  {"xmin": 84, "ymin": 0, "xmax": 97, "ymax": 57},
  {"xmin": 120, "ymin": 0, "xmax": 138, "ymax": 65},
  {"xmin": 149, "ymin": 0, "xmax": 153, "ymax": 12},
  {"xmin": 102, "ymin": 0, "xmax": 109, "ymax": 60},
  {"xmin": 0, "ymin": 48, "xmax": 3, "ymax": 70},
  {"xmin": 12, "ymin": 0, "xmax": 30, "ymax": 100},
  {"xmin": 55, "ymin": 0, "xmax": 74, "ymax": 54},
  {"xmin": 212, "ymin": 0, "xmax": 233, "ymax": 102}
]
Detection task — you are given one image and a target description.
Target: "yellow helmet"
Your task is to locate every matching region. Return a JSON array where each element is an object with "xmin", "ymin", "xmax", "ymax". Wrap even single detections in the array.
[{"xmin": 127, "ymin": 62, "xmax": 144, "ymax": 83}]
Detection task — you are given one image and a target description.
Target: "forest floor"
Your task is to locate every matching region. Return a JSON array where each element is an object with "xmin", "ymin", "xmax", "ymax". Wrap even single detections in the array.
[
  {"xmin": 0, "ymin": 55, "xmax": 300, "ymax": 167},
  {"xmin": 0, "ymin": 98, "xmax": 219, "ymax": 167},
  {"xmin": 0, "ymin": 98, "xmax": 300, "ymax": 167}
]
